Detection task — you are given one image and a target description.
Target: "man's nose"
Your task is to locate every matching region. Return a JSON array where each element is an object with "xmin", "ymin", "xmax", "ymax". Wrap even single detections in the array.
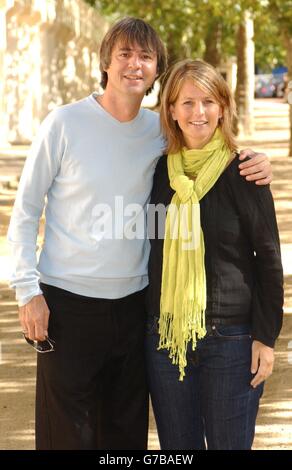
[{"xmin": 128, "ymin": 54, "xmax": 142, "ymax": 69}]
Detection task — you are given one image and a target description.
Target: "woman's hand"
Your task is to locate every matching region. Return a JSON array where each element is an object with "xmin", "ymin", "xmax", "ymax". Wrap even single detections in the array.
[{"xmin": 250, "ymin": 340, "xmax": 274, "ymax": 388}]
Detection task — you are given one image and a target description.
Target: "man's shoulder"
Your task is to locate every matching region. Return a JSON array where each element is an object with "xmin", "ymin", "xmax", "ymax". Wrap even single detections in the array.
[
  {"xmin": 50, "ymin": 96, "xmax": 91, "ymax": 120},
  {"xmin": 141, "ymin": 107, "xmax": 160, "ymax": 124},
  {"xmin": 140, "ymin": 108, "xmax": 163, "ymax": 141},
  {"xmin": 39, "ymin": 96, "xmax": 93, "ymax": 135}
]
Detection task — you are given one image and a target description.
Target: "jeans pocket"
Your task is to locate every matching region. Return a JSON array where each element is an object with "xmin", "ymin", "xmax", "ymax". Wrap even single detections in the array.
[{"xmin": 212, "ymin": 324, "xmax": 251, "ymax": 340}]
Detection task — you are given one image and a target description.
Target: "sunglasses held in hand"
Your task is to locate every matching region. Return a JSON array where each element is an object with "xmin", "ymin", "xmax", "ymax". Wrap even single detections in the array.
[{"xmin": 22, "ymin": 333, "xmax": 55, "ymax": 353}]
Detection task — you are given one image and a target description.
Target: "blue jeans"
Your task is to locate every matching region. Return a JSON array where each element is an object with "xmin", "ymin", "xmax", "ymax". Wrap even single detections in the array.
[{"xmin": 146, "ymin": 316, "xmax": 264, "ymax": 450}]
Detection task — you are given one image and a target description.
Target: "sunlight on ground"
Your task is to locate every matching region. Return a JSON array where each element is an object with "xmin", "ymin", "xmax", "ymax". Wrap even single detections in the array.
[
  {"xmin": 0, "ymin": 257, "xmax": 11, "ymax": 281},
  {"xmin": 281, "ymin": 245, "xmax": 292, "ymax": 276},
  {"xmin": 0, "ymin": 98, "xmax": 291, "ymax": 450},
  {"xmin": 255, "ymin": 425, "xmax": 292, "ymax": 442},
  {"xmin": 9, "ymin": 431, "xmax": 34, "ymax": 442}
]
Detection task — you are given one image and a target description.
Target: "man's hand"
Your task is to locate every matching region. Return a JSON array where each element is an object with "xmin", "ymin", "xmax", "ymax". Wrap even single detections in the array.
[
  {"xmin": 19, "ymin": 294, "xmax": 50, "ymax": 341},
  {"xmin": 239, "ymin": 149, "xmax": 272, "ymax": 185},
  {"xmin": 250, "ymin": 340, "xmax": 274, "ymax": 388}
]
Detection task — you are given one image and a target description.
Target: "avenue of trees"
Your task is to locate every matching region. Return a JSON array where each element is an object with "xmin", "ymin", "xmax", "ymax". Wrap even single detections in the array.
[{"xmin": 86, "ymin": 0, "xmax": 292, "ymax": 155}]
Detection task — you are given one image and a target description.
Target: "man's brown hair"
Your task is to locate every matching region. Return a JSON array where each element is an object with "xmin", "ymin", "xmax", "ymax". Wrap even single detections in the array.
[{"xmin": 99, "ymin": 17, "xmax": 167, "ymax": 95}]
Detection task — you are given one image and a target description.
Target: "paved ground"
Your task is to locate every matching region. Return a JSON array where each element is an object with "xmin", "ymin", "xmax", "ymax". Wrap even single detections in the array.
[{"xmin": 0, "ymin": 98, "xmax": 291, "ymax": 450}]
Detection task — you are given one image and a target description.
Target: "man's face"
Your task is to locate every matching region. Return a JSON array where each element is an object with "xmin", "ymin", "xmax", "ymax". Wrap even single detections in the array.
[{"xmin": 105, "ymin": 41, "xmax": 158, "ymax": 98}]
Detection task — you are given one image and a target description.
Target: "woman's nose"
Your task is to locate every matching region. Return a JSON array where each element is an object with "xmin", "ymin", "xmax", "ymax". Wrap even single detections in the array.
[{"xmin": 194, "ymin": 102, "xmax": 204, "ymax": 116}]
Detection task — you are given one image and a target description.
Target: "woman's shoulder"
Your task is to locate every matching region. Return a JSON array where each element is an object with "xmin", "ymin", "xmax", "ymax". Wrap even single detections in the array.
[
  {"xmin": 225, "ymin": 152, "xmax": 241, "ymax": 175},
  {"xmin": 225, "ymin": 152, "xmax": 256, "ymax": 186},
  {"xmin": 155, "ymin": 154, "xmax": 168, "ymax": 172},
  {"xmin": 153, "ymin": 155, "xmax": 169, "ymax": 183},
  {"xmin": 151, "ymin": 155, "xmax": 173, "ymax": 204},
  {"xmin": 224, "ymin": 152, "xmax": 272, "ymax": 202},
  {"xmin": 220, "ymin": 152, "xmax": 242, "ymax": 189}
]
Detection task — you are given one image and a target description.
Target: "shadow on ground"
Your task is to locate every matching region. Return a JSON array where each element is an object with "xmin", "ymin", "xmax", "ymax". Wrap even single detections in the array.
[{"xmin": 1, "ymin": 98, "xmax": 292, "ymax": 450}]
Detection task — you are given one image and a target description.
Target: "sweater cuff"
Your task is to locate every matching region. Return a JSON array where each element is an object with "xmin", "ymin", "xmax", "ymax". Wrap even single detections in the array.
[
  {"xmin": 251, "ymin": 332, "xmax": 276, "ymax": 349},
  {"xmin": 16, "ymin": 285, "xmax": 43, "ymax": 307}
]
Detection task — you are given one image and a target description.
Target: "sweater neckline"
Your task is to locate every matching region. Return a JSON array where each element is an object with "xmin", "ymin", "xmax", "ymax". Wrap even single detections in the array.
[{"xmin": 89, "ymin": 92, "xmax": 143, "ymax": 127}]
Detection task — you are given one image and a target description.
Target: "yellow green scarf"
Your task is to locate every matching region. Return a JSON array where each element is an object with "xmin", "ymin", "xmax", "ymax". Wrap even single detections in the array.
[{"xmin": 159, "ymin": 129, "xmax": 231, "ymax": 380}]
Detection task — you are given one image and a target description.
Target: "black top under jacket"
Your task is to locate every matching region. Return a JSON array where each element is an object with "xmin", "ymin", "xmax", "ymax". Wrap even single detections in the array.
[{"xmin": 146, "ymin": 155, "xmax": 284, "ymax": 347}]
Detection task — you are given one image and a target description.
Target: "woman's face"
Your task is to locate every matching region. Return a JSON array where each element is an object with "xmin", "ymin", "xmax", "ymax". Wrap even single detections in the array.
[{"xmin": 170, "ymin": 79, "xmax": 222, "ymax": 149}]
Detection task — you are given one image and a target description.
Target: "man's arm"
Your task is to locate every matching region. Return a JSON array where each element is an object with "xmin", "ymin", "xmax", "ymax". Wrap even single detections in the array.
[
  {"xmin": 8, "ymin": 110, "xmax": 63, "ymax": 340},
  {"xmin": 239, "ymin": 149, "xmax": 272, "ymax": 185}
]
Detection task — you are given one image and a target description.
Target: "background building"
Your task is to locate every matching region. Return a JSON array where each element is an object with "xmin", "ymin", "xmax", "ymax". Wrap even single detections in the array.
[{"xmin": 0, "ymin": 0, "xmax": 107, "ymax": 144}]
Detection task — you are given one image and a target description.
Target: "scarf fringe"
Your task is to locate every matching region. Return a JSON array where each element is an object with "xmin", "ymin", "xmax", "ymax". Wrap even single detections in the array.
[{"xmin": 158, "ymin": 300, "xmax": 206, "ymax": 381}]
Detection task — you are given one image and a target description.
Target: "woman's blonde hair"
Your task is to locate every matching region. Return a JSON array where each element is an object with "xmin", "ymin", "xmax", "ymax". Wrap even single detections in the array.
[{"xmin": 160, "ymin": 59, "xmax": 237, "ymax": 153}]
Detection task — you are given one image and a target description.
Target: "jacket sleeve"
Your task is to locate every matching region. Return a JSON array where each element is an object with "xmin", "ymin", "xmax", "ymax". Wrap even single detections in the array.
[
  {"xmin": 228, "ymin": 157, "xmax": 284, "ymax": 347},
  {"xmin": 7, "ymin": 110, "xmax": 64, "ymax": 306}
]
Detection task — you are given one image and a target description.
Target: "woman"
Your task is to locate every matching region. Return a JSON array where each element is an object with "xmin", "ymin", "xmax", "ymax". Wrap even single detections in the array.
[{"xmin": 146, "ymin": 59, "xmax": 283, "ymax": 450}]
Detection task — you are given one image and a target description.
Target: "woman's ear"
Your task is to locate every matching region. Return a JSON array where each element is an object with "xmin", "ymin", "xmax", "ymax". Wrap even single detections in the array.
[
  {"xmin": 218, "ymin": 106, "xmax": 223, "ymax": 120},
  {"xmin": 170, "ymin": 104, "xmax": 176, "ymax": 121}
]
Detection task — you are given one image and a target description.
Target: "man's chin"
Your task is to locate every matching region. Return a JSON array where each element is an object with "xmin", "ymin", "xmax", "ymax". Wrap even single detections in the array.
[{"xmin": 124, "ymin": 86, "xmax": 148, "ymax": 96}]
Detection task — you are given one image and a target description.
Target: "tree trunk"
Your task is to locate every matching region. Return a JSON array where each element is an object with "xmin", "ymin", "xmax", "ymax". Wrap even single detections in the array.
[
  {"xmin": 234, "ymin": 11, "xmax": 255, "ymax": 136},
  {"xmin": 289, "ymin": 92, "xmax": 292, "ymax": 157},
  {"xmin": 0, "ymin": 2, "xmax": 8, "ymax": 144},
  {"xmin": 284, "ymin": 34, "xmax": 292, "ymax": 156},
  {"xmin": 204, "ymin": 19, "xmax": 222, "ymax": 68}
]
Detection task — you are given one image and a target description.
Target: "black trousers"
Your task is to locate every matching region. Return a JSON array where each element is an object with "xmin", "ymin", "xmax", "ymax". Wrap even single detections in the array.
[{"xmin": 36, "ymin": 283, "xmax": 149, "ymax": 450}]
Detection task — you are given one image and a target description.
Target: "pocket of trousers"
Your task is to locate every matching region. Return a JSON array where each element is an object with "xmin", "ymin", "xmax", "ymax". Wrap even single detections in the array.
[{"xmin": 212, "ymin": 324, "xmax": 251, "ymax": 340}]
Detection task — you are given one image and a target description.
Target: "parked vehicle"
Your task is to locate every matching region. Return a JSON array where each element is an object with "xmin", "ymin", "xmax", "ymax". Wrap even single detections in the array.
[
  {"xmin": 272, "ymin": 74, "xmax": 288, "ymax": 98},
  {"xmin": 255, "ymin": 75, "xmax": 276, "ymax": 97},
  {"xmin": 255, "ymin": 73, "xmax": 287, "ymax": 98}
]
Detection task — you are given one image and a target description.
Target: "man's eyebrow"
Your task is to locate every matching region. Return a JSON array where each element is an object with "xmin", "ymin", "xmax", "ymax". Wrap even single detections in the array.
[{"xmin": 118, "ymin": 47, "xmax": 155, "ymax": 53}]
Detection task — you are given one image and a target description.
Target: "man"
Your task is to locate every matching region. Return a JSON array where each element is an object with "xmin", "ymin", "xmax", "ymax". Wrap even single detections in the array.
[{"xmin": 8, "ymin": 17, "xmax": 272, "ymax": 450}]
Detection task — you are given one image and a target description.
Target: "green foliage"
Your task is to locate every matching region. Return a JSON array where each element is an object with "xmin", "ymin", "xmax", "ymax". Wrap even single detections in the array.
[
  {"xmin": 268, "ymin": 0, "xmax": 292, "ymax": 35},
  {"xmin": 254, "ymin": 0, "xmax": 291, "ymax": 70},
  {"xmin": 254, "ymin": 11, "xmax": 286, "ymax": 71},
  {"xmin": 84, "ymin": 0, "xmax": 288, "ymax": 70}
]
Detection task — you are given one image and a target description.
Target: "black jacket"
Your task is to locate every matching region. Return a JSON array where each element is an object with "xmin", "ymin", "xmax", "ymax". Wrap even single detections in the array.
[{"xmin": 146, "ymin": 155, "xmax": 283, "ymax": 347}]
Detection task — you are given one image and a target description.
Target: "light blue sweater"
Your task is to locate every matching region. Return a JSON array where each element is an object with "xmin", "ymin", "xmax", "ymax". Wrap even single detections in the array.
[{"xmin": 8, "ymin": 93, "xmax": 165, "ymax": 306}]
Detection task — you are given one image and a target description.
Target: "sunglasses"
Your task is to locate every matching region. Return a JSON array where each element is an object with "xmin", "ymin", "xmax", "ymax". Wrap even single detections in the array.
[{"xmin": 23, "ymin": 333, "xmax": 56, "ymax": 353}]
